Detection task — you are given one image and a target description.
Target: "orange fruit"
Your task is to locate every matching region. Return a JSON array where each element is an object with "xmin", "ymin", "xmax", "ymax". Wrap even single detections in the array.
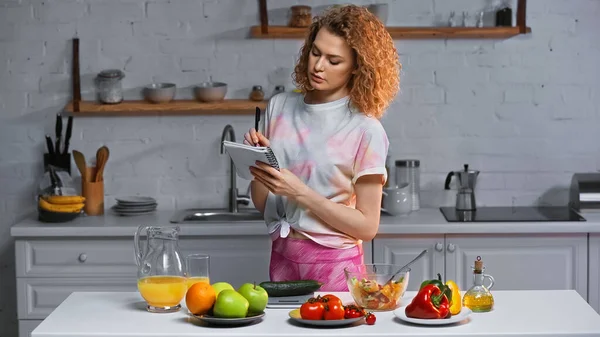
[{"xmin": 186, "ymin": 282, "xmax": 216, "ymax": 315}]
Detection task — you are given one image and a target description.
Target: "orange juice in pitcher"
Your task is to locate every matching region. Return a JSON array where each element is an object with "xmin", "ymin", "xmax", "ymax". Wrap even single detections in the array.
[
  {"xmin": 138, "ymin": 276, "xmax": 187, "ymax": 308},
  {"xmin": 135, "ymin": 225, "xmax": 186, "ymax": 313}
]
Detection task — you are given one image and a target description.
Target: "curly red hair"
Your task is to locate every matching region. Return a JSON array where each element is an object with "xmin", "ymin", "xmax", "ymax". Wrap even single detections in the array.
[{"xmin": 292, "ymin": 4, "xmax": 401, "ymax": 119}]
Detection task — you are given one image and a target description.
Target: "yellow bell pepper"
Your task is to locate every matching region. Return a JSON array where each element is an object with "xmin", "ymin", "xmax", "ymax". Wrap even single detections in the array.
[{"xmin": 445, "ymin": 280, "xmax": 462, "ymax": 315}]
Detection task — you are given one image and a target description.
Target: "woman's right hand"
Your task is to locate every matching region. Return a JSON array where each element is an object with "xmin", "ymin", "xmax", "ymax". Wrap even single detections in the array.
[{"xmin": 243, "ymin": 128, "xmax": 270, "ymax": 147}]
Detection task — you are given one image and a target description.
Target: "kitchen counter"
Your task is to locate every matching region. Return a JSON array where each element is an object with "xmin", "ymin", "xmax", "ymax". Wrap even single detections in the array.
[
  {"xmin": 32, "ymin": 290, "xmax": 600, "ymax": 337},
  {"xmin": 10, "ymin": 208, "xmax": 600, "ymax": 238}
]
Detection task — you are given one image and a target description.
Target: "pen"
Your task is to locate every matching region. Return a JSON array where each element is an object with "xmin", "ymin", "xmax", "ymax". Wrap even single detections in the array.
[{"xmin": 254, "ymin": 107, "xmax": 261, "ymax": 147}]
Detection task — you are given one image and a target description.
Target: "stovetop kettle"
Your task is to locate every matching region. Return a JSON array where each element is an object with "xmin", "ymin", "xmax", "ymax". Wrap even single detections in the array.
[{"xmin": 444, "ymin": 164, "xmax": 480, "ymax": 211}]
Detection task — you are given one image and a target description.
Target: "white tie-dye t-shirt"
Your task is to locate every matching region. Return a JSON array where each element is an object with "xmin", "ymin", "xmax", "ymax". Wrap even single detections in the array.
[{"xmin": 260, "ymin": 91, "xmax": 389, "ymax": 249}]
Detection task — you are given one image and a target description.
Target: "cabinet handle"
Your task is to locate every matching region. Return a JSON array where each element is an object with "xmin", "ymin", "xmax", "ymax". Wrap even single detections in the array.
[
  {"xmin": 78, "ymin": 253, "xmax": 87, "ymax": 262},
  {"xmin": 435, "ymin": 242, "xmax": 443, "ymax": 252},
  {"xmin": 447, "ymin": 243, "xmax": 456, "ymax": 253}
]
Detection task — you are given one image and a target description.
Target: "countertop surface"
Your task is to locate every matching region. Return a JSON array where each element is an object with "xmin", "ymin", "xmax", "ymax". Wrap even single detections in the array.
[
  {"xmin": 32, "ymin": 290, "xmax": 600, "ymax": 337},
  {"xmin": 11, "ymin": 208, "xmax": 600, "ymax": 238}
]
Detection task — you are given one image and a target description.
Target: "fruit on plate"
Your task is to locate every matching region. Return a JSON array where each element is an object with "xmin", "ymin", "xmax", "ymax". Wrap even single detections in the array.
[
  {"xmin": 405, "ymin": 283, "xmax": 451, "ymax": 319},
  {"xmin": 42, "ymin": 195, "xmax": 86, "ymax": 204},
  {"xmin": 344, "ymin": 304, "xmax": 365, "ymax": 319},
  {"xmin": 445, "ymin": 280, "xmax": 462, "ymax": 315},
  {"xmin": 419, "ymin": 273, "xmax": 452, "ymax": 304},
  {"xmin": 300, "ymin": 297, "xmax": 325, "ymax": 320},
  {"xmin": 38, "ymin": 197, "xmax": 84, "ymax": 213},
  {"xmin": 211, "ymin": 282, "xmax": 234, "ymax": 297},
  {"xmin": 186, "ymin": 282, "xmax": 216, "ymax": 315},
  {"xmin": 212, "ymin": 289, "xmax": 249, "ymax": 318},
  {"xmin": 259, "ymin": 280, "xmax": 322, "ymax": 297},
  {"xmin": 237, "ymin": 282, "xmax": 268, "ymax": 314},
  {"xmin": 323, "ymin": 300, "xmax": 345, "ymax": 320}
]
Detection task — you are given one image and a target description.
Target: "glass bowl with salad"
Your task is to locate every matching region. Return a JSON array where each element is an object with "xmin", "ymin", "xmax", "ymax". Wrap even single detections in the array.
[{"xmin": 344, "ymin": 264, "xmax": 410, "ymax": 311}]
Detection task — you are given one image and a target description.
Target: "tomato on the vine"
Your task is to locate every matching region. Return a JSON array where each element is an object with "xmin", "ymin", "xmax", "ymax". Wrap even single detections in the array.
[
  {"xmin": 366, "ymin": 313, "xmax": 376, "ymax": 325},
  {"xmin": 319, "ymin": 294, "xmax": 342, "ymax": 306},
  {"xmin": 323, "ymin": 302, "xmax": 345, "ymax": 320},
  {"xmin": 300, "ymin": 298, "xmax": 325, "ymax": 320},
  {"xmin": 344, "ymin": 304, "xmax": 365, "ymax": 319}
]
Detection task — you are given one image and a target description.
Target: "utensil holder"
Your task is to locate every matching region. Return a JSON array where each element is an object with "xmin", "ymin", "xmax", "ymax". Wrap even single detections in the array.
[
  {"xmin": 82, "ymin": 166, "xmax": 104, "ymax": 216},
  {"xmin": 44, "ymin": 153, "xmax": 71, "ymax": 175}
]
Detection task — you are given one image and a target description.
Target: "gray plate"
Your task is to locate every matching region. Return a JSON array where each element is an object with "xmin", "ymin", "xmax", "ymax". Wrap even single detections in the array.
[
  {"xmin": 115, "ymin": 196, "xmax": 157, "ymax": 204},
  {"xmin": 288, "ymin": 309, "xmax": 364, "ymax": 326},
  {"xmin": 113, "ymin": 205, "xmax": 157, "ymax": 212},
  {"xmin": 191, "ymin": 312, "xmax": 265, "ymax": 326},
  {"xmin": 111, "ymin": 207, "xmax": 156, "ymax": 217}
]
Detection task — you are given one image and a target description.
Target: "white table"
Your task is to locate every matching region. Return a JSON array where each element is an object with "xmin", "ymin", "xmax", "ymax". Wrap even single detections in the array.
[{"xmin": 33, "ymin": 290, "xmax": 600, "ymax": 337}]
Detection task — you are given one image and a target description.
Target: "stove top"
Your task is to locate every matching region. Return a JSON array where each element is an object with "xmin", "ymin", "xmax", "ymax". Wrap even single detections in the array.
[{"xmin": 439, "ymin": 206, "xmax": 586, "ymax": 222}]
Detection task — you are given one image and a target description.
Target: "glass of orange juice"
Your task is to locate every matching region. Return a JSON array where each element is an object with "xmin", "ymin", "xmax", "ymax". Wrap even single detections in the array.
[{"xmin": 185, "ymin": 254, "xmax": 210, "ymax": 289}]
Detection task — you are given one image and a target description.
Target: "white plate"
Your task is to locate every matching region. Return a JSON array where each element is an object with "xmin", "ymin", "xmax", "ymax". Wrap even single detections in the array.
[
  {"xmin": 115, "ymin": 196, "xmax": 157, "ymax": 204},
  {"xmin": 393, "ymin": 307, "xmax": 472, "ymax": 325}
]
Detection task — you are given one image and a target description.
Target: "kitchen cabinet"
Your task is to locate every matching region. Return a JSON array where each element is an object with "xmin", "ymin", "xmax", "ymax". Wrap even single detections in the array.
[
  {"xmin": 373, "ymin": 233, "xmax": 588, "ymax": 299},
  {"xmin": 14, "ymin": 235, "xmax": 274, "ymax": 333},
  {"xmin": 14, "ymin": 235, "xmax": 373, "ymax": 334},
  {"xmin": 371, "ymin": 234, "xmax": 445, "ymax": 291},
  {"xmin": 589, "ymin": 234, "xmax": 600, "ymax": 314}
]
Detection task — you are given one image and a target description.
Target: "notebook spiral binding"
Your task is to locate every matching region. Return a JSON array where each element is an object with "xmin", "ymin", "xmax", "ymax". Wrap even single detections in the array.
[{"xmin": 265, "ymin": 148, "xmax": 280, "ymax": 170}]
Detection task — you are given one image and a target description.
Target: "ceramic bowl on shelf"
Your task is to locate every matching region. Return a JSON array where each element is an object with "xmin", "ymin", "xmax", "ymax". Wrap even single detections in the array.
[
  {"xmin": 194, "ymin": 82, "xmax": 227, "ymax": 102},
  {"xmin": 344, "ymin": 264, "xmax": 410, "ymax": 311},
  {"xmin": 143, "ymin": 83, "xmax": 176, "ymax": 103}
]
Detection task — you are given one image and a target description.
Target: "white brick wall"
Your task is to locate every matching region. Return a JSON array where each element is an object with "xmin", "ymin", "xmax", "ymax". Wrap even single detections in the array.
[{"xmin": 0, "ymin": 0, "xmax": 599, "ymax": 334}]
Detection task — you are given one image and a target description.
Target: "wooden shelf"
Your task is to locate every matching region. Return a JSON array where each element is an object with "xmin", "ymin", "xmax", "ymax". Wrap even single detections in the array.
[
  {"xmin": 64, "ymin": 99, "xmax": 268, "ymax": 116},
  {"xmin": 250, "ymin": 26, "xmax": 531, "ymax": 39}
]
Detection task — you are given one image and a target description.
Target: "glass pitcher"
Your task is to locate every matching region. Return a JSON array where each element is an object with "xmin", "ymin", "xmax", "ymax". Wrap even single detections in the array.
[{"xmin": 134, "ymin": 225, "xmax": 187, "ymax": 313}]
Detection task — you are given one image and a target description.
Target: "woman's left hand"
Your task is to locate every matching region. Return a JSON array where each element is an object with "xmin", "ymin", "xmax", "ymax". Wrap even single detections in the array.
[{"xmin": 249, "ymin": 161, "xmax": 308, "ymax": 199}]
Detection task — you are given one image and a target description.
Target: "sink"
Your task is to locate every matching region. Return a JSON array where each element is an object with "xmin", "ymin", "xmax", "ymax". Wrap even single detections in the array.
[{"xmin": 170, "ymin": 209, "xmax": 264, "ymax": 223}]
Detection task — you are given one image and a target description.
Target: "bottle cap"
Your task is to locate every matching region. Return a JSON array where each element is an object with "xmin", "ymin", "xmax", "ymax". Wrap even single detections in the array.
[{"xmin": 474, "ymin": 255, "xmax": 483, "ymax": 271}]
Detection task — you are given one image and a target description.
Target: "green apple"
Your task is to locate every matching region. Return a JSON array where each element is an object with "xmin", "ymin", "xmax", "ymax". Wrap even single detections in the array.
[
  {"xmin": 213, "ymin": 289, "xmax": 249, "ymax": 318},
  {"xmin": 237, "ymin": 282, "xmax": 269, "ymax": 314},
  {"xmin": 211, "ymin": 282, "xmax": 234, "ymax": 297}
]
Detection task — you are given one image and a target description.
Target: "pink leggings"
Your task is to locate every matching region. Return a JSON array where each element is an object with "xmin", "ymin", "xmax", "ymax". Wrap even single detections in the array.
[{"xmin": 269, "ymin": 236, "xmax": 364, "ymax": 291}]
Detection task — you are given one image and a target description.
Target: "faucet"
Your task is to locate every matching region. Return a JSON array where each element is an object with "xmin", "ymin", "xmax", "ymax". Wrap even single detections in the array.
[{"xmin": 220, "ymin": 124, "xmax": 251, "ymax": 213}]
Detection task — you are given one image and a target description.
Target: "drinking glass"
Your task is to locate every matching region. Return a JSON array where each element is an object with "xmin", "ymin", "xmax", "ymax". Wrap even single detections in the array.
[{"xmin": 185, "ymin": 254, "xmax": 210, "ymax": 289}]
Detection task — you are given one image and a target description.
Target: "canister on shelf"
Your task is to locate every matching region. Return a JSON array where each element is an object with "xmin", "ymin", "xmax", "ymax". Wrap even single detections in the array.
[
  {"xmin": 95, "ymin": 69, "xmax": 125, "ymax": 104},
  {"xmin": 395, "ymin": 159, "xmax": 420, "ymax": 211},
  {"xmin": 289, "ymin": 5, "xmax": 312, "ymax": 28},
  {"xmin": 249, "ymin": 85, "xmax": 265, "ymax": 101}
]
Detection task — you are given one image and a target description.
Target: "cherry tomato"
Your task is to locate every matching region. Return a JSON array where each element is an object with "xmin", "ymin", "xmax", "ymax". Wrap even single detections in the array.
[
  {"xmin": 365, "ymin": 313, "xmax": 376, "ymax": 325},
  {"xmin": 323, "ymin": 302, "xmax": 345, "ymax": 320},
  {"xmin": 300, "ymin": 299, "xmax": 325, "ymax": 320},
  {"xmin": 344, "ymin": 304, "xmax": 365, "ymax": 319},
  {"xmin": 319, "ymin": 294, "xmax": 342, "ymax": 306}
]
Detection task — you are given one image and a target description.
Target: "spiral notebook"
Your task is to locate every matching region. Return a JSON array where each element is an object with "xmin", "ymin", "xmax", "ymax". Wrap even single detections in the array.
[{"xmin": 222, "ymin": 140, "xmax": 281, "ymax": 180}]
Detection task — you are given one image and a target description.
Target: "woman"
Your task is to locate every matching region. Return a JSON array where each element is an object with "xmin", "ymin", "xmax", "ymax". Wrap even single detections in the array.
[{"xmin": 244, "ymin": 4, "xmax": 401, "ymax": 291}]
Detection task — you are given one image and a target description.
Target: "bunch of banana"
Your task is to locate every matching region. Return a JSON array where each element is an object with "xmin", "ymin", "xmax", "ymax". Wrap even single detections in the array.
[{"xmin": 39, "ymin": 195, "xmax": 86, "ymax": 213}]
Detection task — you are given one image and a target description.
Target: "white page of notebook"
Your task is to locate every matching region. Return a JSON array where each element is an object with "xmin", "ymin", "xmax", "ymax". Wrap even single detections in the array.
[{"xmin": 222, "ymin": 140, "xmax": 280, "ymax": 180}]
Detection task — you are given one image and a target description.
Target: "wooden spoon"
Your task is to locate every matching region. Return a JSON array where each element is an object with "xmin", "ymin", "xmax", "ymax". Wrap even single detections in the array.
[
  {"xmin": 95, "ymin": 146, "xmax": 109, "ymax": 182},
  {"xmin": 72, "ymin": 150, "xmax": 87, "ymax": 182}
]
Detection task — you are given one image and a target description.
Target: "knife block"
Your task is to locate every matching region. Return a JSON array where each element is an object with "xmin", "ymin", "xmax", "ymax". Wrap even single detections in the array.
[
  {"xmin": 82, "ymin": 166, "xmax": 104, "ymax": 216},
  {"xmin": 44, "ymin": 153, "xmax": 71, "ymax": 175}
]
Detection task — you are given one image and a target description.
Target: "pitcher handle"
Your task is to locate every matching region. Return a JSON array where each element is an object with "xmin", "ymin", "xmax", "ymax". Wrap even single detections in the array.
[
  {"xmin": 134, "ymin": 225, "xmax": 148, "ymax": 267},
  {"xmin": 483, "ymin": 274, "xmax": 495, "ymax": 290}
]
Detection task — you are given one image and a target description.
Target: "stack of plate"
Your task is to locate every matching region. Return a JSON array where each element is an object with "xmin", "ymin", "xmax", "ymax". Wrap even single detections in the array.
[{"xmin": 112, "ymin": 196, "xmax": 157, "ymax": 216}]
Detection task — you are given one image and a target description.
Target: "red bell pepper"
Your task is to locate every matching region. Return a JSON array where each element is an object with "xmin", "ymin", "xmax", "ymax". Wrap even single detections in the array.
[{"xmin": 405, "ymin": 284, "xmax": 451, "ymax": 319}]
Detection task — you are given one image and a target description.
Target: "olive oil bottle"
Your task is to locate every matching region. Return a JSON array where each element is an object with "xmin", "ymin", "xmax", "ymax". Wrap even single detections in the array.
[{"xmin": 462, "ymin": 256, "xmax": 495, "ymax": 312}]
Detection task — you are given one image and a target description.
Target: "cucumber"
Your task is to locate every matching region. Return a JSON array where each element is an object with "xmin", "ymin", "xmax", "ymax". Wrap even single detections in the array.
[{"xmin": 259, "ymin": 280, "xmax": 323, "ymax": 297}]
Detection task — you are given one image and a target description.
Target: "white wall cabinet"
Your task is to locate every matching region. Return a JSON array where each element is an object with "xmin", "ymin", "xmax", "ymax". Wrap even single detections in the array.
[{"xmin": 374, "ymin": 233, "xmax": 589, "ymax": 300}]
